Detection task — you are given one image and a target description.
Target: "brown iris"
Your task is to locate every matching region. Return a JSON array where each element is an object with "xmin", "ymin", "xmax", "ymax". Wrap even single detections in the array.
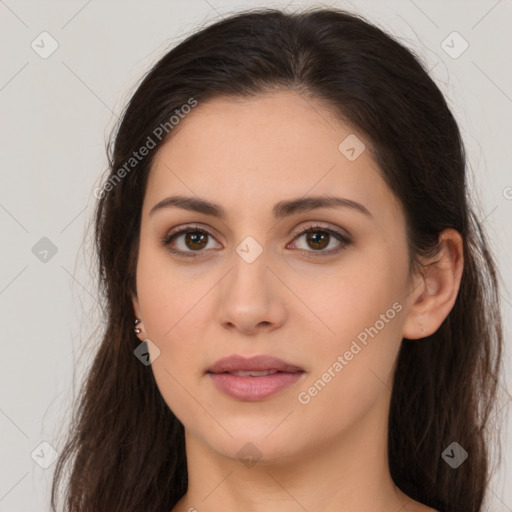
[
  {"xmin": 305, "ymin": 230, "xmax": 330, "ymax": 250},
  {"xmin": 185, "ymin": 230, "xmax": 208, "ymax": 250}
]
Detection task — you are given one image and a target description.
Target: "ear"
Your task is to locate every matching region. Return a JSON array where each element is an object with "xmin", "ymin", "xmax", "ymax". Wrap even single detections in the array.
[
  {"xmin": 131, "ymin": 293, "xmax": 146, "ymax": 341},
  {"xmin": 402, "ymin": 228, "xmax": 464, "ymax": 339},
  {"xmin": 132, "ymin": 293, "xmax": 142, "ymax": 318}
]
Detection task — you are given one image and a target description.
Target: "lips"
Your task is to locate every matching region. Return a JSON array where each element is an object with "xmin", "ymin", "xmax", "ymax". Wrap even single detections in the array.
[
  {"xmin": 206, "ymin": 354, "xmax": 305, "ymax": 401},
  {"xmin": 207, "ymin": 354, "xmax": 304, "ymax": 374}
]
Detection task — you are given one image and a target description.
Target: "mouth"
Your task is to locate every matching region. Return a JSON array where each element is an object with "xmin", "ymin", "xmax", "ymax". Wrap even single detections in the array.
[{"xmin": 206, "ymin": 354, "xmax": 305, "ymax": 401}]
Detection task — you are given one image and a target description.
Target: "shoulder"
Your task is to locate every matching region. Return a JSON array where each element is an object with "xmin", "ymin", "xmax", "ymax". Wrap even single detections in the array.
[
  {"xmin": 402, "ymin": 498, "xmax": 440, "ymax": 512},
  {"xmin": 413, "ymin": 504, "xmax": 440, "ymax": 512}
]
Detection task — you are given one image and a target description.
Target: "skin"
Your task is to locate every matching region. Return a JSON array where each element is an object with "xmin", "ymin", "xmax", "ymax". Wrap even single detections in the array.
[{"xmin": 131, "ymin": 90, "xmax": 463, "ymax": 512}]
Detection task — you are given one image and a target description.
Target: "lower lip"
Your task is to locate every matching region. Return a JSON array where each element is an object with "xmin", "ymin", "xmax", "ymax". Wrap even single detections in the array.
[{"xmin": 208, "ymin": 371, "xmax": 305, "ymax": 401}]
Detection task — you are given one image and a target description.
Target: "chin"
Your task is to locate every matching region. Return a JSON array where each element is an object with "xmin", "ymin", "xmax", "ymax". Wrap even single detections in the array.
[{"xmin": 203, "ymin": 426, "xmax": 307, "ymax": 466}]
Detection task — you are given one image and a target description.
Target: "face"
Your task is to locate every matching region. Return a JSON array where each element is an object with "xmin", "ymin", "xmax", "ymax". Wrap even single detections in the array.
[{"xmin": 132, "ymin": 90, "xmax": 414, "ymax": 463}]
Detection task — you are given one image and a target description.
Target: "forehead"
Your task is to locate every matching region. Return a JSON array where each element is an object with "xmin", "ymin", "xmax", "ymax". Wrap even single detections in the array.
[{"xmin": 144, "ymin": 91, "xmax": 400, "ymax": 222}]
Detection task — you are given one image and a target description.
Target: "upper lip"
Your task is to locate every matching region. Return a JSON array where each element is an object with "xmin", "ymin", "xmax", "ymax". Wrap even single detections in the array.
[{"xmin": 207, "ymin": 354, "xmax": 304, "ymax": 374}]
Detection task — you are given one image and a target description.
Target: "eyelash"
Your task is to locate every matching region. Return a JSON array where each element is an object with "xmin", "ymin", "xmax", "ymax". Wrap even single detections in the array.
[{"xmin": 162, "ymin": 223, "xmax": 352, "ymax": 259}]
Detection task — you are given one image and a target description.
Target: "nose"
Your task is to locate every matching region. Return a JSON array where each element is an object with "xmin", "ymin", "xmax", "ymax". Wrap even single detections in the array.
[{"xmin": 215, "ymin": 248, "xmax": 287, "ymax": 335}]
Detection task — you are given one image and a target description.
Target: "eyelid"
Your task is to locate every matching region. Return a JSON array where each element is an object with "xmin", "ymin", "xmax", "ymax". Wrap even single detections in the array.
[
  {"xmin": 164, "ymin": 223, "xmax": 216, "ymax": 241},
  {"xmin": 288, "ymin": 221, "xmax": 351, "ymax": 241}
]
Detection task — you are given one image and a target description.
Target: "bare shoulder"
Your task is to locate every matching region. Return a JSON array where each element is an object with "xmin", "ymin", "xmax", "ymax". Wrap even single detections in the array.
[
  {"xmin": 409, "ymin": 502, "xmax": 439, "ymax": 512},
  {"xmin": 397, "ymin": 489, "xmax": 440, "ymax": 512}
]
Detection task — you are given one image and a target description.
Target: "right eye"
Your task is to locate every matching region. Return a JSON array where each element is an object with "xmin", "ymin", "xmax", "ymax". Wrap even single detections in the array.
[{"xmin": 162, "ymin": 225, "xmax": 222, "ymax": 258}]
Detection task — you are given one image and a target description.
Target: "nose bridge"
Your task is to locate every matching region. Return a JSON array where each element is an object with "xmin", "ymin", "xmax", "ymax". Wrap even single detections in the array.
[
  {"xmin": 215, "ymin": 232, "xmax": 286, "ymax": 332},
  {"xmin": 229, "ymin": 234, "xmax": 272, "ymax": 298},
  {"xmin": 224, "ymin": 212, "xmax": 290, "ymax": 294}
]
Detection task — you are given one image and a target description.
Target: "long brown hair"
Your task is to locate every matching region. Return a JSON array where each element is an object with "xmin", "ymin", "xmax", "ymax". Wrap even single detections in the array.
[{"xmin": 51, "ymin": 8, "xmax": 503, "ymax": 512}]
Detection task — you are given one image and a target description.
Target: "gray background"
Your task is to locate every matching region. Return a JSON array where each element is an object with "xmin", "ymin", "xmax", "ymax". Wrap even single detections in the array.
[{"xmin": 1, "ymin": 0, "xmax": 511, "ymax": 510}]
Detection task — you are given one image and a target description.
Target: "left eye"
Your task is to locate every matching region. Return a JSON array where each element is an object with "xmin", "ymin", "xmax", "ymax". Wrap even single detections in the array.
[
  {"xmin": 162, "ymin": 224, "xmax": 351, "ymax": 258},
  {"xmin": 289, "ymin": 225, "xmax": 350, "ymax": 254}
]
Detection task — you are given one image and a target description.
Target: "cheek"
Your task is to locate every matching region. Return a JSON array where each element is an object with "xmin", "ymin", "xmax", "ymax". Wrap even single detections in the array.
[
  {"xmin": 136, "ymin": 272, "xmax": 207, "ymax": 426},
  {"xmin": 136, "ymin": 241, "xmax": 207, "ymax": 339},
  {"xmin": 297, "ymin": 249, "xmax": 406, "ymax": 406},
  {"xmin": 305, "ymin": 248, "xmax": 405, "ymax": 345},
  {"xmin": 135, "ymin": 245, "xmax": 215, "ymax": 411},
  {"xmin": 295, "ymin": 278, "xmax": 404, "ymax": 438}
]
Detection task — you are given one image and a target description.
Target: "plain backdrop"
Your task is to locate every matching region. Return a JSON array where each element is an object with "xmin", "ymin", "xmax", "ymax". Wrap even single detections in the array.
[{"xmin": 1, "ymin": 0, "xmax": 511, "ymax": 510}]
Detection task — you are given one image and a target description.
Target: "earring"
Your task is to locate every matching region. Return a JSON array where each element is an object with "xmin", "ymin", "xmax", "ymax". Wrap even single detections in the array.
[{"xmin": 134, "ymin": 318, "xmax": 142, "ymax": 334}]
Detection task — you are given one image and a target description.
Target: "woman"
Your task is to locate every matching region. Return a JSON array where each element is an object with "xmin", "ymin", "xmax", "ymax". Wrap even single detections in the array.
[{"xmin": 51, "ymin": 7, "xmax": 503, "ymax": 512}]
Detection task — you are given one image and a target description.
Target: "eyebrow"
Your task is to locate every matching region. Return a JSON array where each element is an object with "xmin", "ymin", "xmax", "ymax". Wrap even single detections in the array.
[{"xmin": 149, "ymin": 194, "xmax": 372, "ymax": 219}]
